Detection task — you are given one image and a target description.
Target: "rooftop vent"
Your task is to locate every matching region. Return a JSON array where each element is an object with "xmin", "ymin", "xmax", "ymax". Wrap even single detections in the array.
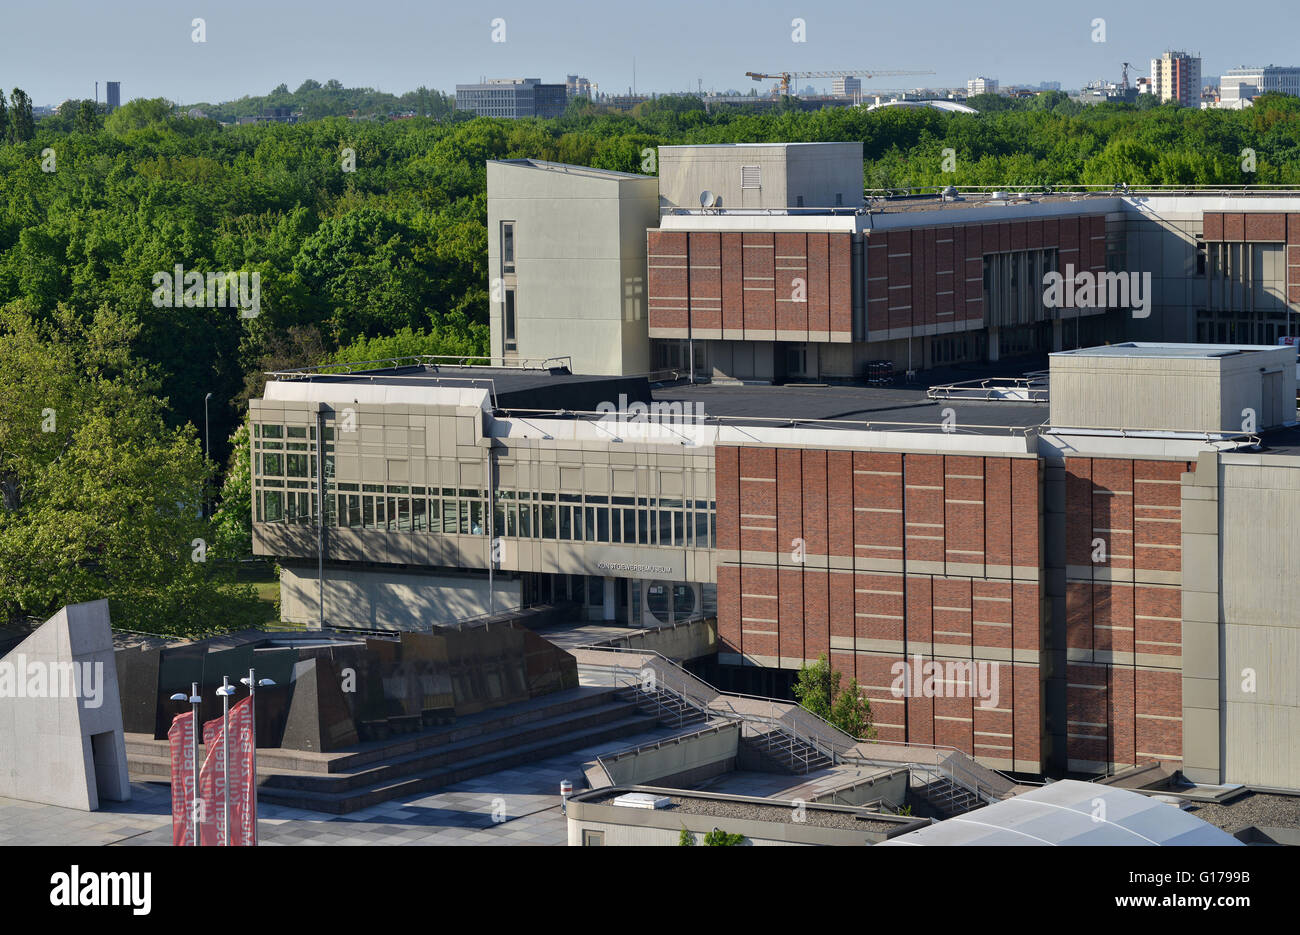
[{"xmin": 612, "ymin": 793, "xmax": 672, "ymax": 810}]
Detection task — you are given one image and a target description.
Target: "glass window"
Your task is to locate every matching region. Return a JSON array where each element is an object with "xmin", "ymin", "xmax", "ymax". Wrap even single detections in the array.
[
  {"xmin": 287, "ymin": 426, "xmax": 307, "ymax": 438},
  {"xmin": 504, "ymin": 289, "xmax": 517, "ymax": 351},
  {"xmin": 501, "ymin": 221, "xmax": 515, "ymax": 273},
  {"xmin": 263, "ymin": 490, "xmax": 283, "ymax": 522},
  {"xmin": 262, "ymin": 425, "xmax": 283, "ymax": 439},
  {"xmin": 559, "ymin": 506, "xmax": 572, "ymax": 540},
  {"xmin": 363, "ymin": 497, "xmax": 376, "ymax": 529},
  {"xmin": 286, "ymin": 454, "xmax": 309, "ymax": 477},
  {"xmin": 469, "ymin": 501, "xmax": 484, "ymax": 535},
  {"xmin": 541, "ymin": 504, "xmax": 557, "ymax": 539},
  {"xmin": 262, "ymin": 453, "xmax": 283, "ymax": 476}
]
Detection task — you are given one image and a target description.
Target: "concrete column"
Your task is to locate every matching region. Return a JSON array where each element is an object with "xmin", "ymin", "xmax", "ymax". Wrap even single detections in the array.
[
  {"xmin": 988, "ymin": 327, "xmax": 1000, "ymax": 362},
  {"xmin": 602, "ymin": 576, "xmax": 615, "ymax": 621},
  {"xmin": 1180, "ymin": 451, "xmax": 1222, "ymax": 784}
]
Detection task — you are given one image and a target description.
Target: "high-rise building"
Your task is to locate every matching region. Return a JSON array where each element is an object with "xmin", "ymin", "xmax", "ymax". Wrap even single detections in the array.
[
  {"xmin": 105, "ymin": 81, "xmax": 120, "ymax": 111},
  {"xmin": 1150, "ymin": 51, "xmax": 1202, "ymax": 106},
  {"xmin": 1218, "ymin": 64, "xmax": 1300, "ymax": 109},
  {"xmin": 565, "ymin": 75, "xmax": 595, "ymax": 99},
  {"xmin": 832, "ymin": 76, "xmax": 861, "ymax": 98},
  {"xmin": 454, "ymin": 78, "xmax": 568, "ymax": 119},
  {"xmin": 967, "ymin": 76, "xmax": 998, "ymax": 96}
]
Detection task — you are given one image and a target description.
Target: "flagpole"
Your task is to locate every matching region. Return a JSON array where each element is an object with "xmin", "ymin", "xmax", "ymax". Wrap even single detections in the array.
[
  {"xmin": 217, "ymin": 675, "xmax": 235, "ymax": 846},
  {"xmin": 242, "ymin": 668, "xmax": 275, "ymax": 847},
  {"xmin": 190, "ymin": 681, "xmax": 200, "ymax": 846}
]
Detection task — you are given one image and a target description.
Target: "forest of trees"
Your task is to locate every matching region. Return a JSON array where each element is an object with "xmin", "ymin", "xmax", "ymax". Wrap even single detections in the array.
[{"xmin": 3, "ymin": 82, "xmax": 1300, "ymax": 631}]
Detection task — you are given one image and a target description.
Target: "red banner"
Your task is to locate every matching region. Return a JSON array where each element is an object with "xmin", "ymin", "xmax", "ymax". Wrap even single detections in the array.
[
  {"xmin": 168, "ymin": 711, "xmax": 197, "ymax": 846},
  {"xmin": 198, "ymin": 696, "xmax": 256, "ymax": 846}
]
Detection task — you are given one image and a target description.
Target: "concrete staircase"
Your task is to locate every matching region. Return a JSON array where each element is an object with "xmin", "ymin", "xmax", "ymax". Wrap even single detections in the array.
[{"xmin": 126, "ymin": 686, "xmax": 658, "ymax": 814}]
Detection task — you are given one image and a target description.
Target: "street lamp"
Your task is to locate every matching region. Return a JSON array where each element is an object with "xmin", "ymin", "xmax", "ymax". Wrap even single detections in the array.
[
  {"xmin": 169, "ymin": 684, "xmax": 202, "ymax": 846},
  {"xmin": 203, "ymin": 392, "xmax": 213, "ymax": 461}
]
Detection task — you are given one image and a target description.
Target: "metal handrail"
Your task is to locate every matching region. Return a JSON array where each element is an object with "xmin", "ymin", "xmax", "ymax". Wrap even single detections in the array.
[
  {"xmin": 927, "ymin": 376, "xmax": 1050, "ymax": 403},
  {"xmin": 1046, "ymin": 424, "xmax": 1262, "ymax": 446},
  {"xmin": 575, "ymin": 646, "xmax": 858, "ymax": 763},
  {"xmin": 496, "ymin": 406, "xmax": 1044, "ymax": 436},
  {"xmin": 264, "ymin": 354, "xmax": 572, "ymax": 378}
]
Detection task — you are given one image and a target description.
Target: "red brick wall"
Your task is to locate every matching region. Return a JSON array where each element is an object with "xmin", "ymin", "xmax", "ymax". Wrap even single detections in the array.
[
  {"xmin": 647, "ymin": 229, "xmax": 854, "ymax": 340},
  {"xmin": 862, "ymin": 214, "xmax": 1107, "ymax": 335},
  {"xmin": 715, "ymin": 445, "xmax": 1045, "ymax": 770},
  {"xmin": 1064, "ymin": 456, "xmax": 1189, "ymax": 772}
]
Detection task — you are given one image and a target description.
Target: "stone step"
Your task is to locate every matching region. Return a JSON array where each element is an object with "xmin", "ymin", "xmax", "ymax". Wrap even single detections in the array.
[
  {"xmin": 256, "ymin": 713, "xmax": 661, "ymax": 814},
  {"xmin": 125, "ymin": 685, "xmax": 621, "ymax": 774}
]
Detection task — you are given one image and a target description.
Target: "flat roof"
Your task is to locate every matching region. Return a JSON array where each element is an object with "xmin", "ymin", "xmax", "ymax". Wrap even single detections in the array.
[
  {"xmin": 657, "ymin": 142, "xmax": 860, "ymax": 149},
  {"xmin": 489, "ymin": 158, "xmax": 653, "ymax": 181},
  {"xmin": 658, "ymin": 382, "xmax": 1045, "ymax": 434},
  {"xmin": 1053, "ymin": 341, "xmax": 1288, "ymax": 360}
]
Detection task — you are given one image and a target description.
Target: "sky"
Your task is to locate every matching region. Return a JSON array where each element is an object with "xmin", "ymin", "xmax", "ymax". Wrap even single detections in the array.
[{"xmin": 2, "ymin": 0, "xmax": 1298, "ymax": 107}]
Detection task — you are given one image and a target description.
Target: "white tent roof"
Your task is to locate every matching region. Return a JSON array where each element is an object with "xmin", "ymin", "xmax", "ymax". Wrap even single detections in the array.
[{"xmin": 878, "ymin": 780, "xmax": 1242, "ymax": 846}]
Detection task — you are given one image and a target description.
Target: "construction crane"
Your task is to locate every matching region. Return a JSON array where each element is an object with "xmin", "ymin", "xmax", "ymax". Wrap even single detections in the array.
[
  {"xmin": 745, "ymin": 68, "xmax": 935, "ymax": 98},
  {"xmin": 1121, "ymin": 62, "xmax": 1131, "ymax": 91}
]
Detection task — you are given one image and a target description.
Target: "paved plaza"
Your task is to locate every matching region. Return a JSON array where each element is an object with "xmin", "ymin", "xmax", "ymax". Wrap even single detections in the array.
[{"xmin": 0, "ymin": 726, "xmax": 678, "ymax": 846}]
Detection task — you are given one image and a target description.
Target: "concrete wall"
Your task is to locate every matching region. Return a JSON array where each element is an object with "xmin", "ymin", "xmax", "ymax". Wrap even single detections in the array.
[
  {"xmin": 658, "ymin": 143, "xmax": 862, "ymax": 210},
  {"xmin": 1213, "ymin": 455, "xmax": 1300, "ymax": 788},
  {"xmin": 487, "ymin": 160, "xmax": 658, "ymax": 376},
  {"xmin": 280, "ymin": 565, "xmax": 522, "ymax": 629},
  {"xmin": 1049, "ymin": 346, "xmax": 1295, "ymax": 433},
  {"xmin": 597, "ymin": 723, "xmax": 739, "ymax": 787},
  {"xmin": 0, "ymin": 600, "xmax": 129, "ymax": 810}
]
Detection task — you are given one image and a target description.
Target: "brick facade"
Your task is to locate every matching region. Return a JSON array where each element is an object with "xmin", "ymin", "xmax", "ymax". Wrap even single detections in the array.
[
  {"xmin": 648, "ymin": 230, "xmax": 854, "ymax": 342},
  {"xmin": 715, "ymin": 444, "xmax": 1045, "ymax": 772},
  {"xmin": 1203, "ymin": 211, "xmax": 1300, "ymax": 305},
  {"xmin": 1063, "ymin": 457, "xmax": 1191, "ymax": 773}
]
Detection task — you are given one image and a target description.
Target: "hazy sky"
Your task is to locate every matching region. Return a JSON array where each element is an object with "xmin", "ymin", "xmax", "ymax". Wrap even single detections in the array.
[{"xmin": 3, "ymin": 0, "xmax": 1297, "ymax": 106}]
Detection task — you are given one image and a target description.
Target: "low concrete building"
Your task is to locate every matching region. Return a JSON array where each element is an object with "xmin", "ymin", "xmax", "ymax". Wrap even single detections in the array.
[
  {"xmin": 0, "ymin": 600, "xmax": 129, "ymax": 810},
  {"xmin": 1049, "ymin": 342, "xmax": 1297, "ymax": 433},
  {"xmin": 566, "ymin": 784, "xmax": 923, "ymax": 845}
]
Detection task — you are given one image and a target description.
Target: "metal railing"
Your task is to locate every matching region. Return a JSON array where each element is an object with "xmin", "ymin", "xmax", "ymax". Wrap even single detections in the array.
[
  {"xmin": 574, "ymin": 646, "xmax": 859, "ymax": 765},
  {"xmin": 264, "ymin": 354, "xmax": 573, "ymax": 379},
  {"xmin": 927, "ymin": 376, "xmax": 1050, "ymax": 403},
  {"xmin": 494, "ymin": 406, "xmax": 1044, "ymax": 436},
  {"xmin": 1045, "ymin": 424, "xmax": 1262, "ymax": 447}
]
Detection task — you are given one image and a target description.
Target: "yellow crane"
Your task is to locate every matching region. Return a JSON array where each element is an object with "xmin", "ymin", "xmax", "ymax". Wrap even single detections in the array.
[{"xmin": 745, "ymin": 69, "xmax": 935, "ymax": 98}]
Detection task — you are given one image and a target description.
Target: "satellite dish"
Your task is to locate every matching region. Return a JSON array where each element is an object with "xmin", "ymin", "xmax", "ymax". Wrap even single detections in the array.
[{"xmin": 700, "ymin": 190, "xmax": 717, "ymax": 208}]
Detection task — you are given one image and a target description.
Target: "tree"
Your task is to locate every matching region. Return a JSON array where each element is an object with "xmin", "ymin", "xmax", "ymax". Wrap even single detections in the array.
[
  {"xmin": 103, "ymin": 97, "xmax": 174, "ymax": 136},
  {"xmin": 702, "ymin": 828, "xmax": 745, "ymax": 846},
  {"xmin": 211, "ymin": 422, "xmax": 252, "ymax": 558},
  {"xmin": 0, "ymin": 302, "xmax": 262, "ymax": 634},
  {"xmin": 0, "ymin": 90, "xmax": 7, "ymax": 143},
  {"xmin": 75, "ymin": 100, "xmax": 97, "ymax": 133},
  {"xmin": 793, "ymin": 653, "xmax": 875, "ymax": 738},
  {"xmin": 8, "ymin": 88, "xmax": 34, "ymax": 142}
]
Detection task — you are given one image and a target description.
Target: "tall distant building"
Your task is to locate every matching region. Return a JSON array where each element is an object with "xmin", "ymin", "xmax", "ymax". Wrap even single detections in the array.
[
  {"xmin": 832, "ymin": 76, "xmax": 861, "ymax": 98},
  {"xmin": 455, "ymin": 78, "xmax": 568, "ymax": 119},
  {"xmin": 1150, "ymin": 51, "xmax": 1202, "ymax": 106},
  {"xmin": 1218, "ymin": 64, "xmax": 1300, "ymax": 109},
  {"xmin": 105, "ymin": 82, "xmax": 120, "ymax": 111},
  {"xmin": 967, "ymin": 76, "xmax": 998, "ymax": 96},
  {"xmin": 565, "ymin": 75, "xmax": 595, "ymax": 99}
]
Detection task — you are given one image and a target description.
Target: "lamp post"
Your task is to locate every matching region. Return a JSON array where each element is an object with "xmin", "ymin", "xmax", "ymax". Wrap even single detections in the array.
[
  {"xmin": 168, "ymin": 683, "xmax": 202, "ymax": 845},
  {"xmin": 203, "ymin": 392, "xmax": 213, "ymax": 519},
  {"xmin": 240, "ymin": 669, "xmax": 275, "ymax": 846},
  {"xmin": 216, "ymin": 676, "xmax": 236, "ymax": 845}
]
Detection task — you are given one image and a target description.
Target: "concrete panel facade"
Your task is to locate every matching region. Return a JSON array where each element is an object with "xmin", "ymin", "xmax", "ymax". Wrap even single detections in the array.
[{"xmin": 0, "ymin": 600, "xmax": 129, "ymax": 810}]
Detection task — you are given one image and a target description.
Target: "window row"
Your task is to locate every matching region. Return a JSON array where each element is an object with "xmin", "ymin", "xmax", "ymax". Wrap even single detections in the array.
[{"xmin": 256, "ymin": 486, "xmax": 717, "ymax": 548}]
